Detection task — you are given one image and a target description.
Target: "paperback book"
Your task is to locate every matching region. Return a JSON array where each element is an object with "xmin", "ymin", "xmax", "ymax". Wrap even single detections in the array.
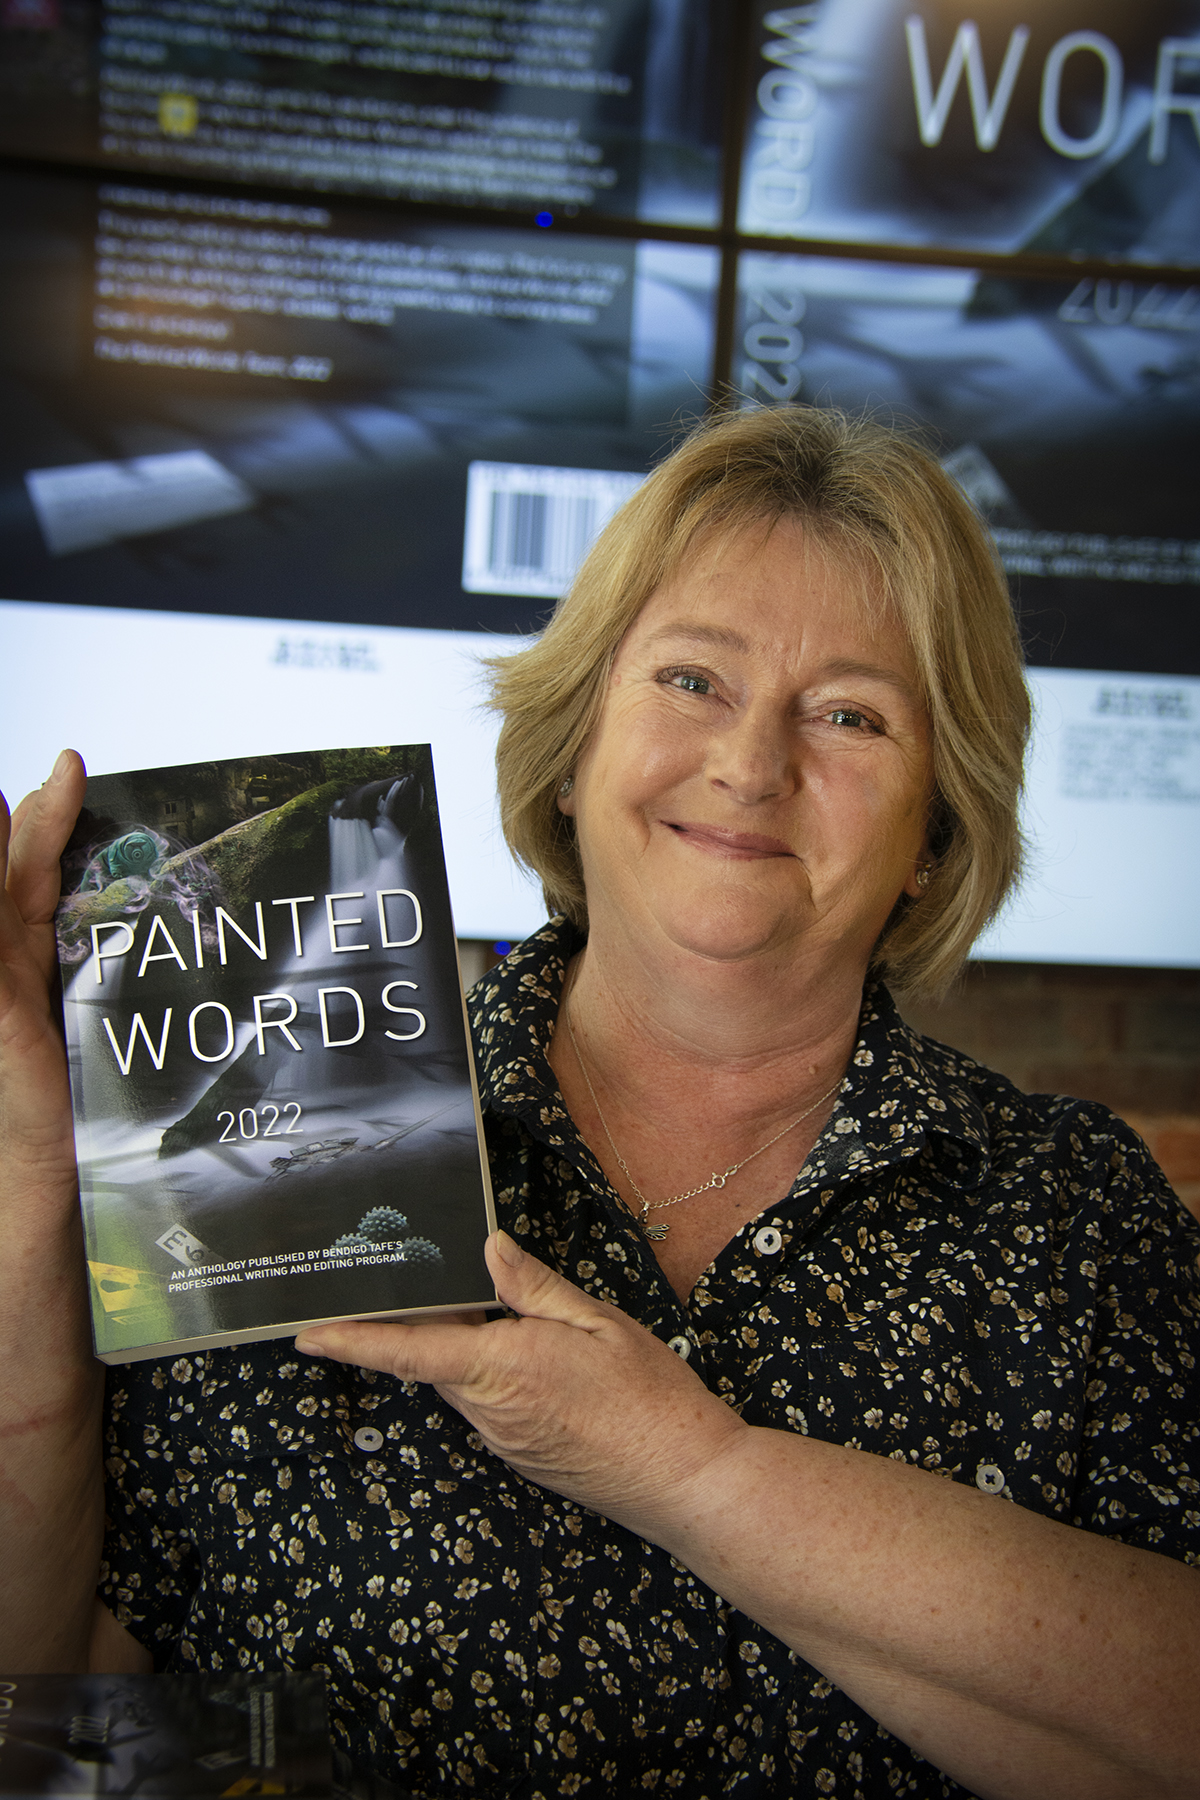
[
  {"xmin": 0, "ymin": 1670, "xmax": 331, "ymax": 1796},
  {"xmin": 55, "ymin": 746, "xmax": 496, "ymax": 1363}
]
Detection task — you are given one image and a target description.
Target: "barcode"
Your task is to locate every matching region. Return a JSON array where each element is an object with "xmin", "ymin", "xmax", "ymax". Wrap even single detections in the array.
[{"xmin": 463, "ymin": 462, "xmax": 645, "ymax": 598}]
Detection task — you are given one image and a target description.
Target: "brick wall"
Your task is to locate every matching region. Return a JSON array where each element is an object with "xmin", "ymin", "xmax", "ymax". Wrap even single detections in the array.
[
  {"xmin": 459, "ymin": 943, "xmax": 1200, "ymax": 1222},
  {"xmin": 902, "ymin": 963, "xmax": 1200, "ymax": 1221}
]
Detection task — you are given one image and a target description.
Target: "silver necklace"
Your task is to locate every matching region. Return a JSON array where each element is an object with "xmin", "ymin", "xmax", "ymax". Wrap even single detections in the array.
[{"xmin": 563, "ymin": 993, "xmax": 843, "ymax": 1241}]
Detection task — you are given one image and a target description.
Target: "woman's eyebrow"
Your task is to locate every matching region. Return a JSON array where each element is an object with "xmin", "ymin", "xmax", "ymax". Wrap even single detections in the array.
[
  {"xmin": 819, "ymin": 657, "xmax": 920, "ymax": 699},
  {"xmin": 641, "ymin": 622, "xmax": 750, "ymax": 652}
]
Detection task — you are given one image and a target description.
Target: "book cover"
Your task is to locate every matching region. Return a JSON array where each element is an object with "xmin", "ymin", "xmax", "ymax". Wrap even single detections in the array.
[
  {"xmin": 55, "ymin": 746, "xmax": 497, "ymax": 1364},
  {"xmin": 0, "ymin": 1670, "xmax": 330, "ymax": 1796}
]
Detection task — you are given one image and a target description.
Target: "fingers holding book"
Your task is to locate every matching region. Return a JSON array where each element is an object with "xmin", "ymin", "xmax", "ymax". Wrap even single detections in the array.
[
  {"xmin": 0, "ymin": 752, "xmax": 107, "ymax": 1671},
  {"xmin": 1, "ymin": 749, "xmax": 88, "ymax": 1194},
  {"xmin": 4, "ymin": 748, "xmax": 88, "ymax": 953}
]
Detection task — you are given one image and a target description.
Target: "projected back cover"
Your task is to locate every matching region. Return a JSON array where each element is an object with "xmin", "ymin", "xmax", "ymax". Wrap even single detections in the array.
[
  {"xmin": 0, "ymin": 0, "xmax": 725, "ymax": 226},
  {"xmin": 0, "ymin": 167, "xmax": 718, "ymax": 635},
  {"xmin": 55, "ymin": 745, "xmax": 496, "ymax": 1363}
]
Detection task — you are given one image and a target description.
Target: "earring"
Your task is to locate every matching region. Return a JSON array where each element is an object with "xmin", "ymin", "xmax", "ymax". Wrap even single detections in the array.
[
  {"xmin": 559, "ymin": 776, "xmax": 574, "ymax": 796},
  {"xmin": 915, "ymin": 863, "xmax": 932, "ymax": 891}
]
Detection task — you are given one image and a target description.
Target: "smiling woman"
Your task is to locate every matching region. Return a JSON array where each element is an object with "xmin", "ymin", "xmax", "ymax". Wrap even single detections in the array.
[
  {"xmin": 491, "ymin": 405, "xmax": 1029, "ymax": 1000},
  {"xmin": 485, "ymin": 407, "xmax": 1031, "ymax": 1303},
  {"xmin": 1, "ymin": 408, "xmax": 1197, "ymax": 1800}
]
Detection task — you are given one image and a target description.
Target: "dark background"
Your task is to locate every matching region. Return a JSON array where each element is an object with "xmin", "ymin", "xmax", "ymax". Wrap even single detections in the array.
[{"xmin": 0, "ymin": 0, "xmax": 1197, "ymax": 670}]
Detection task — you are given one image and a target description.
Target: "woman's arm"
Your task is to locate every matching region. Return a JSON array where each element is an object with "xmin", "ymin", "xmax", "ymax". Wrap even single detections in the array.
[
  {"xmin": 297, "ymin": 1232, "xmax": 1200, "ymax": 1800},
  {"xmin": 0, "ymin": 756, "xmax": 149, "ymax": 1672}
]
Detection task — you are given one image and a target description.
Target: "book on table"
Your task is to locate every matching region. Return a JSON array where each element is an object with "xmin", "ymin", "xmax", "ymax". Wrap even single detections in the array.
[
  {"xmin": 0, "ymin": 1670, "xmax": 331, "ymax": 1796},
  {"xmin": 55, "ymin": 745, "xmax": 497, "ymax": 1364}
]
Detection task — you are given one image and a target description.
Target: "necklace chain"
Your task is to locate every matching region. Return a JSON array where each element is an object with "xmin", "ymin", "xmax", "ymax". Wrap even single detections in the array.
[{"xmin": 563, "ymin": 988, "xmax": 843, "ymax": 1241}]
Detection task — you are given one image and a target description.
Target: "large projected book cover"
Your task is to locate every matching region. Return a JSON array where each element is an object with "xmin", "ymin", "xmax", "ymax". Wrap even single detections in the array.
[
  {"xmin": 55, "ymin": 745, "xmax": 496, "ymax": 1363},
  {"xmin": 734, "ymin": 250, "xmax": 1200, "ymax": 679},
  {"xmin": 0, "ymin": 1670, "xmax": 330, "ymax": 1796},
  {"xmin": 738, "ymin": 0, "xmax": 1200, "ymax": 266}
]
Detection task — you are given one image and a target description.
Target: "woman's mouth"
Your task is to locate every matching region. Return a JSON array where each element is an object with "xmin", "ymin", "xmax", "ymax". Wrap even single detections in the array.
[{"xmin": 663, "ymin": 821, "xmax": 795, "ymax": 858}]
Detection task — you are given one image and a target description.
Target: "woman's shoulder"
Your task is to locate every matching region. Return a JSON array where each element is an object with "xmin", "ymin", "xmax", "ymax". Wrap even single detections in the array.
[
  {"xmin": 905, "ymin": 1017, "xmax": 1149, "ymax": 1159},
  {"xmin": 872, "ymin": 984, "xmax": 1196, "ymax": 1243}
]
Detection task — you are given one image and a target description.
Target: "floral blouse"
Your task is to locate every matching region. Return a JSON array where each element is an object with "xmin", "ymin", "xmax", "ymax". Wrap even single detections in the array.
[{"xmin": 101, "ymin": 918, "xmax": 1200, "ymax": 1799}]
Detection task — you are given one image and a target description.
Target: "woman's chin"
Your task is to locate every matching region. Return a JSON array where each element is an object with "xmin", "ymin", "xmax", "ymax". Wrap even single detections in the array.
[{"xmin": 650, "ymin": 899, "xmax": 814, "ymax": 969}]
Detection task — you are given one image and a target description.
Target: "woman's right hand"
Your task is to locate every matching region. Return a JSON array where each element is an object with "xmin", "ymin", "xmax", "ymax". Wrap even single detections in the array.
[
  {"xmin": 0, "ymin": 749, "xmax": 123, "ymax": 1669},
  {"xmin": 1, "ymin": 751, "xmax": 88, "ymax": 1193}
]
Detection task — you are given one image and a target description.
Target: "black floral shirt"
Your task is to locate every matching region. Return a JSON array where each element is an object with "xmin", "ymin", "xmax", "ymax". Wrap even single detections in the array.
[{"xmin": 101, "ymin": 919, "xmax": 1200, "ymax": 1800}]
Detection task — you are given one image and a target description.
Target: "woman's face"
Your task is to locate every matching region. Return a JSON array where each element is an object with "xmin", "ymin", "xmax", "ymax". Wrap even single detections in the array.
[{"xmin": 560, "ymin": 517, "xmax": 935, "ymax": 980}]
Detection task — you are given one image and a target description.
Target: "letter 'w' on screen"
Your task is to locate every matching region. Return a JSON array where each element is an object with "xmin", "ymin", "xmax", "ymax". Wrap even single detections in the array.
[{"xmin": 905, "ymin": 16, "xmax": 1030, "ymax": 150}]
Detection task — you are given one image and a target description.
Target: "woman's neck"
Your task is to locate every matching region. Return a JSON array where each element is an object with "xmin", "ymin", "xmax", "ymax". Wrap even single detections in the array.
[{"xmin": 560, "ymin": 909, "xmax": 868, "ymax": 1095}]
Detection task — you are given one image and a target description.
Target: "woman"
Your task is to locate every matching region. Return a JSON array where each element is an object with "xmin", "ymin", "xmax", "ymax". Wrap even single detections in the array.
[{"xmin": 1, "ymin": 408, "xmax": 1197, "ymax": 1798}]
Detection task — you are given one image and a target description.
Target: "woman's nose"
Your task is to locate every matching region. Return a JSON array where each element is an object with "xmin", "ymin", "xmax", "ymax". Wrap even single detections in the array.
[{"xmin": 705, "ymin": 704, "xmax": 796, "ymax": 805}]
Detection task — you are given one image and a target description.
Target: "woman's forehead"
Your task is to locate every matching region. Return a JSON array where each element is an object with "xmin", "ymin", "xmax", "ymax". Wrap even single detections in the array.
[
  {"xmin": 663, "ymin": 510, "xmax": 885, "ymax": 602},
  {"xmin": 631, "ymin": 517, "xmax": 900, "ymax": 647}
]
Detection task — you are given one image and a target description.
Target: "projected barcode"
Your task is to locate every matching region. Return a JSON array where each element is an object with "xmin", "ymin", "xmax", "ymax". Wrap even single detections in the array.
[
  {"xmin": 463, "ymin": 462, "xmax": 645, "ymax": 599},
  {"xmin": 489, "ymin": 489, "xmax": 597, "ymax": 585}
]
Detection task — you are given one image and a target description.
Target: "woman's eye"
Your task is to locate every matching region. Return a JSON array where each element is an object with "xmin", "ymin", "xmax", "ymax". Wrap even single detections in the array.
[
  {"xmin": 662, "ymin": 669, "xmax": 712, "ymax": 694},
  {"xmin": 826, "ymin": 707, "xmax": 884, "ymax": 734}
]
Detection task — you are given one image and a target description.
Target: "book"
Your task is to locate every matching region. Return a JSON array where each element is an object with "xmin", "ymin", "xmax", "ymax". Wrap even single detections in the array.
[
  {"xmin": 0, "ymin": 1670, "xmax": 331, "ymax": 1796},
  {"xmin": 55, "ymin": 746, "xmax": 497, "ymax": 1364}
]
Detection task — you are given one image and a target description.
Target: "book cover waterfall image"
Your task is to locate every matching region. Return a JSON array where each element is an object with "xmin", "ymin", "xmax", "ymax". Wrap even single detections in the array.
[
  {"xmin": 0, "ymin": 1670, "xmax": 330, "ymax": 1796},
  {"xmin": 55, "ymin": 745, "xmax": 497, "ymax": 1363}
]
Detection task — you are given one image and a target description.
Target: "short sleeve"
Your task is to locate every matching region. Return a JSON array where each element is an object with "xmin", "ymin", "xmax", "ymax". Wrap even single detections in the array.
[
  {"xmin": 1070, "ymin": 1125, "xmax": 1200, "ymax": 1563},
  {"xmin": 99, "ymin": 1360, "xmax": 202, "ymax": 1665}
]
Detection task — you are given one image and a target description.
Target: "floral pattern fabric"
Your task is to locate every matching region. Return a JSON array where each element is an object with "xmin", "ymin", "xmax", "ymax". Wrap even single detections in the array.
[{"xmin": 101, "ymin": 919, "xmax": 1200, "ymax": 1799}]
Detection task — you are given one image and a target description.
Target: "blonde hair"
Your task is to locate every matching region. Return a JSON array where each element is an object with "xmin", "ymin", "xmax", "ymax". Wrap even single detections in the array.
[{"xmin": 486, "ymin": 406, "xmax": 1029, "ymax": 998}]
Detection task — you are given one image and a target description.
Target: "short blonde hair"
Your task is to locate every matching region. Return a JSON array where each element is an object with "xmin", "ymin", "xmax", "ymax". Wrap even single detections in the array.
[{"xmin": 486, "ymin": 406, "xmax": 1029, "ymax": 998}]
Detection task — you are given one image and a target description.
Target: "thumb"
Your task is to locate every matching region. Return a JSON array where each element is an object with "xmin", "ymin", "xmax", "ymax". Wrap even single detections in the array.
[
  {"xmin": 7, "ymin": 750, "xmax": 87, "ymax": 924},
  {"xmin": 486, "ymin": 1231, "xmax": 612, "ymax": 1334}
]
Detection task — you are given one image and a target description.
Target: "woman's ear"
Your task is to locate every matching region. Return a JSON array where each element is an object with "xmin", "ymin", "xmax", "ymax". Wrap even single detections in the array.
[
  {"xmin": 904, "ymin": 852, "xmax": 934, "ymax": 898},
  {"xmin": 902, "ymin": 824, "xmax": 935, "ymax": 899},
  {"xmin": 556, "ymin": 775, "xmax": 576, "ymax": 817}
]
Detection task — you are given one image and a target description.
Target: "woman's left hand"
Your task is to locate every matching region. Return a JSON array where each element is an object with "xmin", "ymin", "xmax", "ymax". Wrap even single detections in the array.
[{"xmin": 295, "ymin": 1231, "xmax": 743, "ymax": 1537}]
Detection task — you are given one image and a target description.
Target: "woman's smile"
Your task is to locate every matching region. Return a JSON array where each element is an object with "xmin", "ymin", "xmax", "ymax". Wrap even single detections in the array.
[{"xmin": 660, "ymin": 820, "xmax": 796, "ymax": 858}]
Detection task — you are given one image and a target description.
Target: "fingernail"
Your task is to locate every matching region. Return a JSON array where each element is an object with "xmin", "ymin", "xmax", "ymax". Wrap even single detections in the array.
[
  {"xmin": 49, "ymin": 750, "xmax": 72, "ymax": 784},
  {"xmin": 294, "ymin": 1334, "xmax": 323, "ymax": 1356},
  {"xmin": 494, "ymin": 1230, "xmax": 523, "ymax": 1267}
]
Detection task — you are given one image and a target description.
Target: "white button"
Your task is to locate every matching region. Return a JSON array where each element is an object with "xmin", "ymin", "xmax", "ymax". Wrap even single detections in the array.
[
  {"xmin": 667, "ymin": 1335, "xmax": 691, "ymax": 1360},
  {"xmin": 753, "ymin": 1226, "xmax": 783, "ymax": 1255},
  {"xmin": 975, "ymin": 1463, "xmax": 1005, "ymax": 1495},
  {"xmin": 353, "ymin": 1426, "xmax": 384, "ymax": 1453}
]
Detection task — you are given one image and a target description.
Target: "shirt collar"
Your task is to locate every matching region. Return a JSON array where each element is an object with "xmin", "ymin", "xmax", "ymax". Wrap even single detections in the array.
[
  {"xmin": 469, "ymin": 917, "xmax": 991, "ymax": 1194},
  {"xmin": 815, "ymin": 979, "xmax": 991, "ymax": 1193},
  {"xmin": 468, "ymin": 915, "xmax": 581, "ymax": 1130}
]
